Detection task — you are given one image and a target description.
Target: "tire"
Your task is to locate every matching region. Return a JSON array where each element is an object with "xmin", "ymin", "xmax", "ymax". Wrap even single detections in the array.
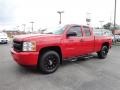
[
  {"xmin": 97, "ymin": 46, "xmax": 109, "ymax": 59},
  {"xmin": 38, "ymin": 51, "xmax": 60, "ymax": 74},
  {"xmin": 2, "ymin": 41, "xmax": 7, "ymax": 44}
]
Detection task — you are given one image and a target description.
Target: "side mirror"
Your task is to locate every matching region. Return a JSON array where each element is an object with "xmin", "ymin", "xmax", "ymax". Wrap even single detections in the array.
[{"xmin": 67, "ymin": 32, "xmax": 77, "ymax": 37}]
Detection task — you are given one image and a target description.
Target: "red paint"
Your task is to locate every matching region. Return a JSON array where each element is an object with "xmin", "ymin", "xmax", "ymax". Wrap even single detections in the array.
[
  {"xmin": 11, "ymin": 24, "xmax": 112, "ymax": 66},
  {"xmin": 11, "ymin": 49, "xmax": 39, "ymax": 66}
]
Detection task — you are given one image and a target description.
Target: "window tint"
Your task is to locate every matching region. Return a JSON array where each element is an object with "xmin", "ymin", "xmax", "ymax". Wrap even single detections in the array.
[
  {"xmin": 93, "ymin": 28, "xmax": 103, "ymax": 36},
  {"xmin": 83, "ymin": 27, "xmax": 91, "ymax": 36},
  {"xmin": 67, "ymin": 26, "xmax": 82, "ymax": 37}
]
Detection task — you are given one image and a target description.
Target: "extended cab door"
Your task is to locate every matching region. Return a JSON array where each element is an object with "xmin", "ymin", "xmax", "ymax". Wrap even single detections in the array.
[
  {"xmin": 81, "ymin": 26, "xmax": 94, "ymax": 54},
  {"xmin": 62, "ymin": 26, "xmax": 83, "ymax": 58}
]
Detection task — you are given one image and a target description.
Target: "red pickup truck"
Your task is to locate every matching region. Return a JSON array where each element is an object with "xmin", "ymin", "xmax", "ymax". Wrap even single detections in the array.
[{"xmin": 11, "ymin": 24, "xmax": 112, "ymax": 73}]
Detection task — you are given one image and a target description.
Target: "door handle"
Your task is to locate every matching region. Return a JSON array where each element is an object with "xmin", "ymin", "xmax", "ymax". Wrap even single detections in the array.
[
  {"xmin": 80, "ymin": 39, "xmax": 84, "ymax": 42},
  {"xmin": 107, "ymin": 39, "xmax": 111, "ymax": 40}
]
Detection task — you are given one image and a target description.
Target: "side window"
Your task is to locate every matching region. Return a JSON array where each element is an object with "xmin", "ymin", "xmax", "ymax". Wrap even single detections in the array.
[
  {"xmin": 83, "ymin": 27, "xmax": 91, "ymax": 36},
  {"xmin": 67, "ymin": 26, "xmax": 82, "ymax": 37},
  {"xmin": 93, "ymin": 28, "xmax": 103, "ymax": 36}
]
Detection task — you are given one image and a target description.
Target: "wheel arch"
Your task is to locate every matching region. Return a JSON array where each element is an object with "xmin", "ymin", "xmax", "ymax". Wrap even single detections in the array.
[
  {"xmin": 38, "ymin": 46, "xmax": 62, "ymax": 66},
  {"xmin": 102, "ymin": 42, "xmax": 110, "ymax": 49}
]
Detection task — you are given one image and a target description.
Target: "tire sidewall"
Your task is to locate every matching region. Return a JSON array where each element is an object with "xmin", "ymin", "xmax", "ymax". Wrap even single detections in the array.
[
  {"xmin": 98, "ymin": 46, "xmax": 109, "ymax": 59},
  {"xmin": 39, "ymin": 51, "xmax": 60, "ymax": 74}
]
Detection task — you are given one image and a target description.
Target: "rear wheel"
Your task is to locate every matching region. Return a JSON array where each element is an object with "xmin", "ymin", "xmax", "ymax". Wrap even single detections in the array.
[
  {"xmin": 38, "ymin": 51, "xmax": 60, "ymax": 74},
  {"xmin": 97, "ymin": 46, "xmax": 109, "ymax": 59}
]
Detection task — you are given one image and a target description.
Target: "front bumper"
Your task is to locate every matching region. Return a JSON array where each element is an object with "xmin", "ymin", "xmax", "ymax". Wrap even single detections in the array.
[
  {"xmin": 11, "ymin": 48, "xmax": 39, "ymax": 66},
  {"xmin": 0, "ymin": 39, "xmax": 8, "ymax": 43}
]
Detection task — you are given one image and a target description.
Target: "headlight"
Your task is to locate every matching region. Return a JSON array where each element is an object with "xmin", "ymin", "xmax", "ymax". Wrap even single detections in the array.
[{"xmin": 23, "ymin": 41, "xmax": 36, "ymax": 51}]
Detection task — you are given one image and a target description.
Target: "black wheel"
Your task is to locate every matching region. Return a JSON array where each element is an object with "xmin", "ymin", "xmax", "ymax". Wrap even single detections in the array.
[
  {"xmin": 97, "ymin": 46, "xmax": 109, "ymax": 59},
  {"xmin": 38, "ymin": 51, "xmax": 60, "ymax": 74}
]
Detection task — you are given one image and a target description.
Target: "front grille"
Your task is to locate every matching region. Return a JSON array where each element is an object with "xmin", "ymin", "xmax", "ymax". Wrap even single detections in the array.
[{"xmin": 13, "ymin": 39, "xmax": 23, "ymax": 52}]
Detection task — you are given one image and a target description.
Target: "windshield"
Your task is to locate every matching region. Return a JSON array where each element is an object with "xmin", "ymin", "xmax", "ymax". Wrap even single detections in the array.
[{"xmin": 43, "ymin": 25, "xmax": 65, "ymax": 35}]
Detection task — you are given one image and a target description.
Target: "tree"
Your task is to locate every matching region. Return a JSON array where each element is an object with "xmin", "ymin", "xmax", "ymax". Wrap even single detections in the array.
[
  {"xmin": 103, "ymin": 22, "xmax": 113, "ymax": 30},
  {"xmin": 103, "ymin": 22, "xmax": 120, "ymax": 30}
]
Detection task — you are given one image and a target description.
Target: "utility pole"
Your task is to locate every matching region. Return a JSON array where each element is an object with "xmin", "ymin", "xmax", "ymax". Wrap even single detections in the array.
[
  {"xmin": 86, "ymin": 12, "xmax": 91, "ymax": 26},
  {"xmin": 22, "ymin": 24, "xmax": 26, "ymax": 32},
  {"xmin": 114, "ymin": 0, "xmax": 117, "ymax": 29},
  {"xmin": 110, "ymin": 16, "xmax": 112, "ymax": 23},
  {"xmin": 57, "ymin": 11, "xmax": 64, "ymax": 24},
  {"xmin": 30, "ymin": 21, "xmax": 34, "ymax": 32}
]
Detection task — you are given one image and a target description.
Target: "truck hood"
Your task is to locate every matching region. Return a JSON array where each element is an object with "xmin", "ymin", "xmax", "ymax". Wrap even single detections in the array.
[
  {"xmin": 14, "ymin": 34, "xmax": 62, "ymax": 41},
  {"xmin": 0, "ymin": 36, "xmax": 8, "ymax": 38}
]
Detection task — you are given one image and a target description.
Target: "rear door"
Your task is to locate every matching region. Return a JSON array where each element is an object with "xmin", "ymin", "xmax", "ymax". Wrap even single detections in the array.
[{"xmin": 82, "ymin": 26, "xmax": 94, "ymax": 54}]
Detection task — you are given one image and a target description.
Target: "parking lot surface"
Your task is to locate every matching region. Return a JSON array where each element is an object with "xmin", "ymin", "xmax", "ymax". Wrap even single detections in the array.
[{"xmin": 0, "ymin": 43, "xmax": 120, "ymax": 90}]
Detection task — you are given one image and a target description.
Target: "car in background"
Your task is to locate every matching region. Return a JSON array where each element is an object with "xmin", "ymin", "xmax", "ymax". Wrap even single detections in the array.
[
  {"xmin": 114, "ymin": 35, "xmax": 120, "ymax": 42},
  {"xmin": 0, "ymin": 32, "xmax": 9, "ymax": 44}
]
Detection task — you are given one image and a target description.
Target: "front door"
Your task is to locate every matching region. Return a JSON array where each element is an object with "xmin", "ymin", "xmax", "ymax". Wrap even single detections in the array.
[{"xmin": 62, "ymin": 26, "xmax": 83, "ymax": 58}]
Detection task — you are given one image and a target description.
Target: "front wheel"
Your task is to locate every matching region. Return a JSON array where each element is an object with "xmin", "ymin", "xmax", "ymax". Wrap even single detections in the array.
[
  {"xmin": 38, "ymin": 51, "xmax": 60, "ymax": 74},
  {"xmin": 97, "ymin": 46, "xmax": 109, "ymax": 59}
]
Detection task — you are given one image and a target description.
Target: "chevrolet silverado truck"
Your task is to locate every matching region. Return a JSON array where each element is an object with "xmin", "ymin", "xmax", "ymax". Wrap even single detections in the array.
[{"xmin": 11, "ymin": 24, "xmax": 112, "ymax": 74}]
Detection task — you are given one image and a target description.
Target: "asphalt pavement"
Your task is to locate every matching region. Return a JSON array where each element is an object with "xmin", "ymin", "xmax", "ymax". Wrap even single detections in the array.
[{"xmin": 0, "ymin": 43, "xmax": 120, "ymax": 90}]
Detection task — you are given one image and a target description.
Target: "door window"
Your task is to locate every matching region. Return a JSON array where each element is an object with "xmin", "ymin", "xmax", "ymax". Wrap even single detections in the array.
[
  {"xmin": 67, "ymin": 26, "xmax": 82, "ymax": 37},
  {"xmin": 83, "ymin": 26, "xmax": 91, "ymax": 36}
]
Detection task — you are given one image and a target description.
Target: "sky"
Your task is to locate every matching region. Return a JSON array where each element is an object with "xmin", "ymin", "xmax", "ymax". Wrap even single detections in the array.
[{"xmin": 0, "ymin": 0, "xmax": 119, "ymax": 31}]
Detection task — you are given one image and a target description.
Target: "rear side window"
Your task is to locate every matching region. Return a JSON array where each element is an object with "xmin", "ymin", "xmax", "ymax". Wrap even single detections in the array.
[
  {"xmin": 67, "ymin": 26, "xmax": 82, "ymax": 37},
  {"xmin": 83, "ymin": 26, "xmax": 91, "ymax": 36},
  {"xmin": 93, "ymin": 28, "xmax": 103, "ymax": 36}
]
